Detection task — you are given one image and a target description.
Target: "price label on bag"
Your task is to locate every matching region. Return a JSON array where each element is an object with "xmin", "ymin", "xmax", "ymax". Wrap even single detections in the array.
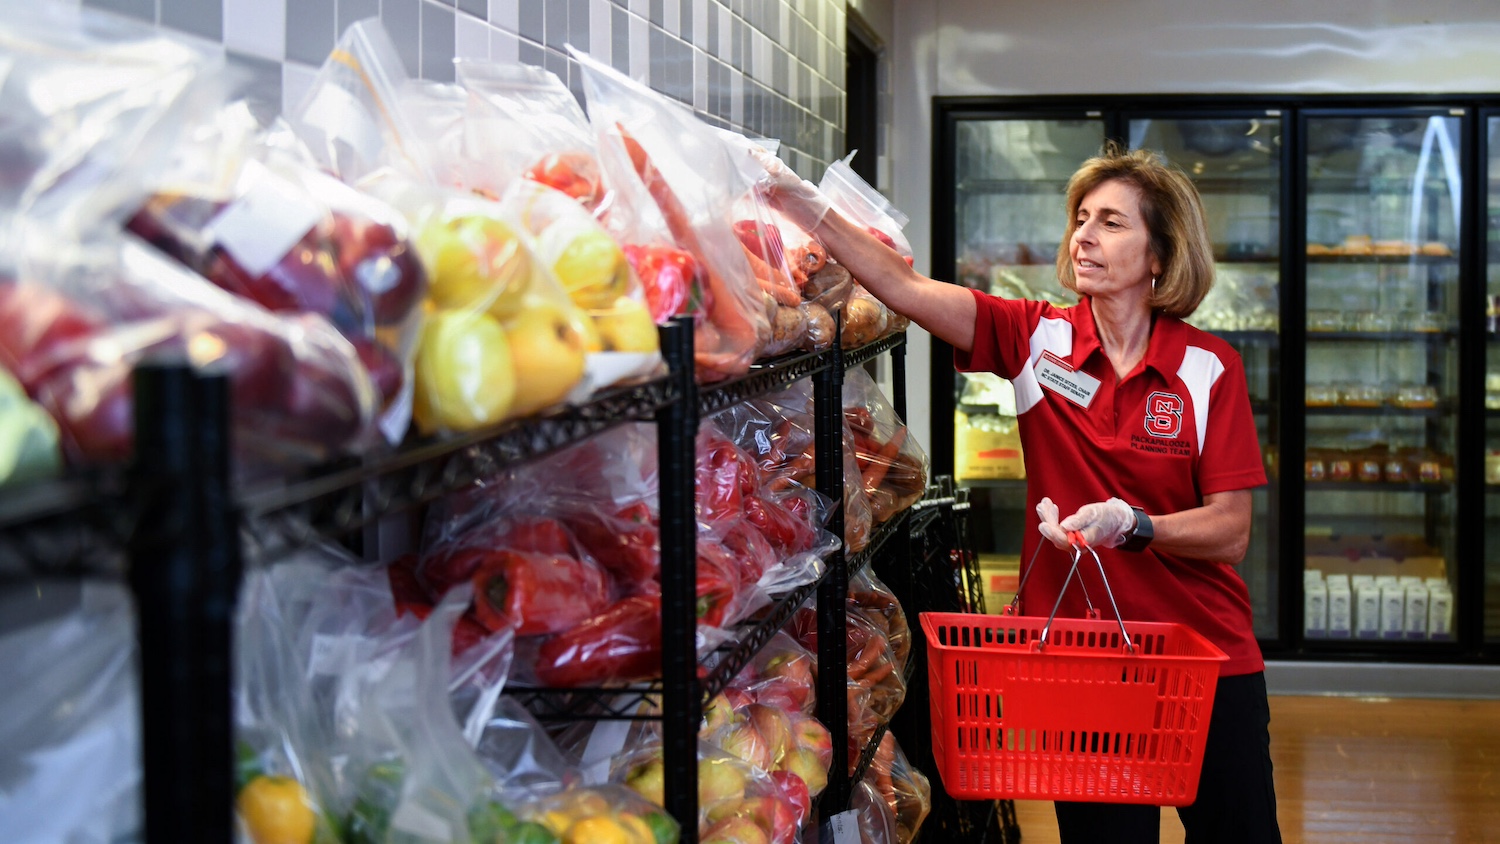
[{"xmin": 821, "ymin": 810, "xmax": 860, "ymax": 844}]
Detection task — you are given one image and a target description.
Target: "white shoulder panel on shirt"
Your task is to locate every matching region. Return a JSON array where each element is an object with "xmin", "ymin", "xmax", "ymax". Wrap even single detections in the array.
[
  {"xmin": 1178, "ymin": 345, "xmax": 1227, "ymax": 450},
  {"xmin": 1016, "ymin": 316, "xmax": 1074, "ymax": 414}
]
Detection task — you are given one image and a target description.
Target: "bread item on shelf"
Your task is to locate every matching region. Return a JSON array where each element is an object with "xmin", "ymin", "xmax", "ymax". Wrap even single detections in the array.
[{"xmin": 1420, "ymin": 241, "xmax": 1452, "ymax": 257}]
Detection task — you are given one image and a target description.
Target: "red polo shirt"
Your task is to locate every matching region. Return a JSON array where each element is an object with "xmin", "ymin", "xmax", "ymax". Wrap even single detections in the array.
[{"xmin": 957, "ymin": 289, "xmax": 1267, "ymax": 676}]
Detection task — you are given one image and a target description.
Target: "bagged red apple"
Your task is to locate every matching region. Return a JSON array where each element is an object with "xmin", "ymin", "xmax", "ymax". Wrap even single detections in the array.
[
  {"xmin": 123, "ymin": 105, "xmax": 428, "ymax": 443},
  {"xmin": 0, "ymin": 232, "xmax": 379, "ymax": 467}
]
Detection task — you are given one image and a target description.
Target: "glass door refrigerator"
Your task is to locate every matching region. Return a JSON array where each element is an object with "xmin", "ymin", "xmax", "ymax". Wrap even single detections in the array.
[
  {"xmin": 933, "ymin": 105, "xmax": 1285, "ymax": 639},
  {"xmin": 1483, "ymin": 111, "xmax": 1500, "ymax": 647},
  {"xmin": 1296, "ymin": 110, "xmax": 1466, "ymax": 651},
  {"xmin": 1128, "ymin": 112, "xmax": 1284, "ymax": 640}
]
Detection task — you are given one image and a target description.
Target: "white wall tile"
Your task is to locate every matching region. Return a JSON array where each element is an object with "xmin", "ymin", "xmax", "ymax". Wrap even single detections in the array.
[
  {"xmin": 455, "ymin": 11, "xmax": 490, "ymax": 59},
  {"xmin": 717, "ymin": 4, "xmax": 730, "ymax": 62},
  {"xmin": 629, "ymin": 11, "xmax": 648, "ymax": 82},
  {"xmin": 693, "ymin": 0, "xmax": 706, "ymax": 46},
  {"xmin": 663, "ymin": 0, "xmax": 678, "ymax": 36},
  {"xmin": 589, "ymin": 0, "xmax": 611, "ymax": 65},
  {"xmin": 223, "ymin": 0, "xmax": 284, "ymax": 60},
  {"xmin": 628, "ymin": 0, "xmax": 648, "ymax": 17},
  {"xmin": 491, "ymin": 26, "xmax": 519, "ymax": 62},
  {"xmin": 488, "ymin": 0, "xmax": 517, "ymax": 30},
  {"xmin": 281, "ymin": 60, "xmax": 319, "ymax": 116}
]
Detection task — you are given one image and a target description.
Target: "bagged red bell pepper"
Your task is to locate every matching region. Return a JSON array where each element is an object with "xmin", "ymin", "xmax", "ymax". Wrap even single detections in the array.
[
  {"xmin": 563, "ymin": 500, "xmax": 661, "ymax": 592},
  {"xmin": 533, "ymin": 594, "xmax": 662, "ymax": 686},
  {"xmin": 469, "ymin": 548, "xmax": 610, "ymax": 637}
]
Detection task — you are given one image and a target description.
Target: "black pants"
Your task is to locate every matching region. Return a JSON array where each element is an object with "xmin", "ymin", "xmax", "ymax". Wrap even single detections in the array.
[{"xmin": 1054, "ymin": 672, "xmax": 1282, "ymax": 844}]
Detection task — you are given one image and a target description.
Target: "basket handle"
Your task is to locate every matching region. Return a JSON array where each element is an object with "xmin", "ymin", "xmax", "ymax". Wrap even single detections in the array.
[
  {"xmin": 1006, "ymin": 530, "xmax": 1097, "ymax": 617},
  {"xmin": 1037, "ymin": 531, "xmax": 1135, "ymax": 653}
]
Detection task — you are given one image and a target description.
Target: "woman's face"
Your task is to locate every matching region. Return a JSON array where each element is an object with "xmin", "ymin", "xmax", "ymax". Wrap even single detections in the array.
[{"xmin": 1069, "ymin": 179, "xmax": 1160, "ymax": 303}]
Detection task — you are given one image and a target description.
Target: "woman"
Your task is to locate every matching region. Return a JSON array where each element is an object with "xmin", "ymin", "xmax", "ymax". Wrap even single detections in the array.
[{"xmin": 756, "ymin": 146, "xmax": 1281, "ymax": 843}]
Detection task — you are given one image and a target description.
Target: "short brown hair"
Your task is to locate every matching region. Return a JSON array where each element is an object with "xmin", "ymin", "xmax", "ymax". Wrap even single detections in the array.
[{"xmin": 1054, "ymin": 145, "xmax": 1215, "ymax": 318}]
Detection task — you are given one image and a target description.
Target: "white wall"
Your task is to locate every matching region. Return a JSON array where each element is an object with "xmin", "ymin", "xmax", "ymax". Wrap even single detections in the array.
[{"xmin": 887, "ymin": 0, "xmax": 1500, "ymax": 457}]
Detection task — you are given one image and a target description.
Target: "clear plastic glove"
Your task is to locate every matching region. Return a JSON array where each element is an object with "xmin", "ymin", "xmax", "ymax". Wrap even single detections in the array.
[
  {"xmin": 1036, "ymin": 496, "xmax": 1071, "ymax": 550},
  {"xmin": 1060, "ymin": 498, "xmax": 1136, "ymax": 549},
  {"xmin": 749, "ymin": 144, "xmax": 833, "ymax": 232}
]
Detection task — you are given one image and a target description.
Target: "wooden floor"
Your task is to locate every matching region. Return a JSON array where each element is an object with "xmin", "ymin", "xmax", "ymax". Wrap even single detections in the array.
[{"xmin": 1008, "ymin": 695, "xmax": 1500, "ymax": 843}]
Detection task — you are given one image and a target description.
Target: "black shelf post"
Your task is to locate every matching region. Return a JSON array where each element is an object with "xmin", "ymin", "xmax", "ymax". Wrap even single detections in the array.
[
  {"xmin": 655, "ymin": 318, "xmax": 701, "ymax": 837},
  {"xmin": 815, "ymin": 341, "xmax": 849, "ymax": 816},
  {"xmin": 127, "ymin": 360, "xmax": 239, "ymax": 844}
]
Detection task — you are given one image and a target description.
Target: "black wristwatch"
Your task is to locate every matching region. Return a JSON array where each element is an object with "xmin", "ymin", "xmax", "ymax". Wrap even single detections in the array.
[{"xmin": 1118, "ymin": 506, "xmax": 1153, "ymax": 552}]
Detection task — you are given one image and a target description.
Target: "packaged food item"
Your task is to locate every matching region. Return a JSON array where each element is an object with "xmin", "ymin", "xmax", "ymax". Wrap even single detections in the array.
[
  {"xmin": 1427, "ymin": 586, "xmax": 1453, "ymax": 640},
  {"xmin": 1355, "ymin": 581, "xmax": 1381, "ymax": 639},
  {"xmin": 1379, "ymin": 582, "xmax": 1406, "ymax": 639},
  {"xmin": 1304, "ymin": 578, "xmax": 1327, "ymax": 638},
  {"xmin": 1327, "ymin": 584, "xmax": 1352, "ymax": 638},
  {"xmin": 1403, "ymin": 583, "xmax": 1429, "ymax": 640}
]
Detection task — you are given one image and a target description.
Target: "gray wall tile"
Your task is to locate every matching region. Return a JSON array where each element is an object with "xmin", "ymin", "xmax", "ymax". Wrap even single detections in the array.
[
  {"xmin": 420, "ymin": 2, "xmax": 456, "ymax": 81},
  {"xmin": 380, "ymin": 0, "xmax": 422, "ymax": 77},
  {"xmin": 79, "ymin": 0, "xmax": 851, "ymax": 177},
  {"xmin": 610, "ymin": 5, "xmax": 630, "ymax": 75},
  {"xmin": 518, "ymin": 0, "xmax": 543, "ymax": 43},
  {"xmin": 82, "ymin": 0, "xmax": 154, "ymax": 24},
  {"xmin": 161, "ymin": 0, "xmax": 220, "ymax": 39},
  {"xmin": 337, "ymin": 0, "xmax": 381, "ymax": 34},
  {"xmin": 285, "ymin": 0, "xmax": 336, "ymax": 65},
  {"xmin": 567, "ymin": 0, "xmax": 588, "ymax": 51}
]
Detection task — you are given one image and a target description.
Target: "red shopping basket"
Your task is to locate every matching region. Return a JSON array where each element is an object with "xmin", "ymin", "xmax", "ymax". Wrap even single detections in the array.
[{"xmin": 919, "ymin": 538, "xmax": 1228, "ymax": 805}]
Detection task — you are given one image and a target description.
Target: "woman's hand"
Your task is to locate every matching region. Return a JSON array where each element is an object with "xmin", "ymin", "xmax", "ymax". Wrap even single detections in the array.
[
  {"xmin": 1059, "ymin": 498, "xmax": 1136, "ymax": 548},
  {"xmin": 749, "ymin": 145, "xmax": 832, "ymax": 231},
  {"xmin": 1036, "ymin": 497, "xmax": 1071, "ymax": 550}
]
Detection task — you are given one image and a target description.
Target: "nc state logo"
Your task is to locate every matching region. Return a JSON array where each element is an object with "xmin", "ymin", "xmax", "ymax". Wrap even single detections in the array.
[{"xmin": 1144, "ymin": 391, "xmax": 1183, "ymax": 439}]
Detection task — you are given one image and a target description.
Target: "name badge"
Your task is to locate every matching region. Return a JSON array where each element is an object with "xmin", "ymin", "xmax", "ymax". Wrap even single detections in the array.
[{"xmin": 1034, "ymin": 351, "xmax": 1101, "ymax": 408}]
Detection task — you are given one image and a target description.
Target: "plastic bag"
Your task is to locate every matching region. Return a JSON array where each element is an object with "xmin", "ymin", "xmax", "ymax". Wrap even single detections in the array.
[
  {"xmin": 849, "ymin": 569, "xmax": 911, "ymax": 675},
  {"xmin": 417, "ymin": 510, "xmax": 613, "ymax": 637},
  {"xmin": 699, "ymin": 684, "xmax": 833, "ymax": 806},
  {"xmin": 370, "ymin": 182, "xmax": 597, "ymax": 431},
  {"xmin": 455, "ymin": 60, "xmax": 607, "ymax": 212},
  {"xmin": 235, "ymin": 554, "xmax": 352, "ymax": 844},
  {"xmin": 286, "ymin": 18, "xmax": 428, "ymax": 184},
  {"xmin": 499, "ymin": 179, "xmax": 664, "ymax": 387},
  {"xmin": 819, "ymin": 151, "xmax": 914, "ymax": 266},
  {"xmin": 843, "ymin": 368, "xmax": 929, "ymax": 524},
  {"xmin": 1, "ymin": 232, "xmax": 379, "ymax": 467},
  {"xmin": 861, "ymin": 732, "xmax": 931, "ymax": 844},
  {"xmin": 0, "ymin": 365, "xmax": 61, "ymax": 486},
  {"xmin": 519, "ymin": 783, "xmax": 678, "ymax": 844},
  {"xmin": 123, "ymin": 106, "xmax": 428, "ymax": 443},
  {"xmin": 615, "ymin": 741, "xmax": 788, "ymax": 844},
  {"xmin": 719, "ymin": 131, "xmax": 808, "ymax": 357},
  {"xmin": 0, "ymin": 2, "xmax": 225, "ymax": 236},
  {"xmin": 758, "ymin": 380, "xmax": 874, "ymax": 552},
  {"xmin": 722, "ymin": 630, "xmax": 818, "ymax": 716},
  {"xmin": 573, "ymin": 48, "xmax": 771, "ymax": 380},
  {"xmin": 0, "ymin": 583, "xmax": 139, "ymax": 843},
  {"xmin": 849, "ymin": 778, "xmax": 899, "ymax": 844}
]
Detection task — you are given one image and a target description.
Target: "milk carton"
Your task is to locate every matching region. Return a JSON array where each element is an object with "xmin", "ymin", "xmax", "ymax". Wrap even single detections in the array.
[
  {"xmin": 1403, "ymin": 583, "xmax": 1429, "ymax": 640},
  {"xmin": 1427, "ymin": 586, "xmax": 1453, "ymax": 640},
  {"xmin": 1304, "ymin": 579, "xmax": 1328, "ymax": 638},
  {"xmin": 1379, "ymin": 582, "xmax": 1406, "ymax": 639},
  {"xmin": 1355, "ymin": 581, "xmax": 1381, "ymax": 639},
  {"xmin": 1327, "ymin": 584, "xmax": 1352, "ymax": 638}
]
